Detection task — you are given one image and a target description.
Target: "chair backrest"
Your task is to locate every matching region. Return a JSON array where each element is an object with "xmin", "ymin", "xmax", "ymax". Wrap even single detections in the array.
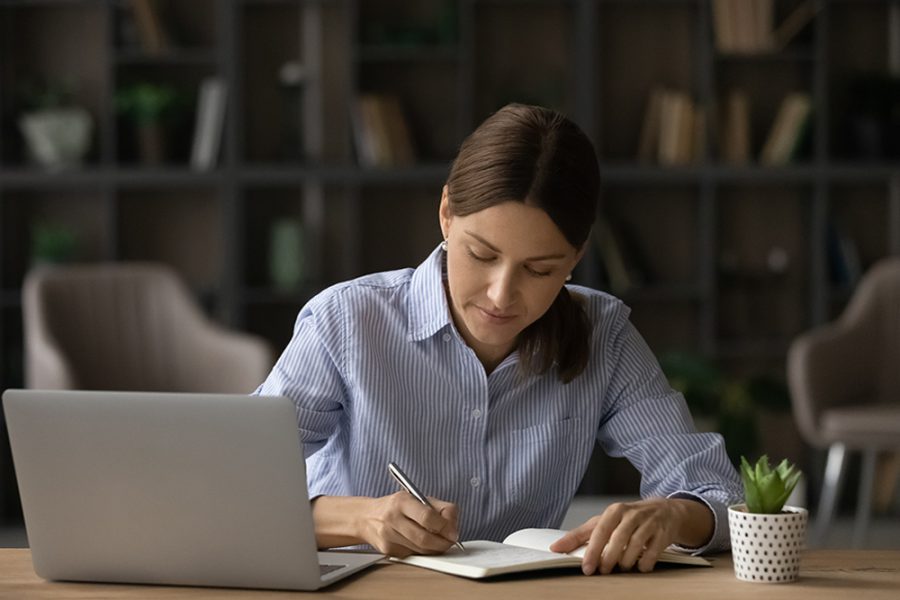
[
  {"xmin": 23, "ymin": 262, "xmax": 270, "ymax": 393},
  {"xmin": 788, "ymin": 256, "xmax": 900, "ymax": 447},
  {"xmin": 847, "ymin": 257, "xmax": 900, "ymax": 404}
]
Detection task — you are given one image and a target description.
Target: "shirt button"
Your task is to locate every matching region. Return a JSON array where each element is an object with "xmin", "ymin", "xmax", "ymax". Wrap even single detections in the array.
[
  {"xmin": 471, "ymin": 408, "xmax": 482, "ymax": 418},
  {"xmin": 442, "ymin": 333, "xmax": 451, "ymax": 342},
  {"xmin": 470, "ymin": 477, "xmax": 480, "ymax": 488}
]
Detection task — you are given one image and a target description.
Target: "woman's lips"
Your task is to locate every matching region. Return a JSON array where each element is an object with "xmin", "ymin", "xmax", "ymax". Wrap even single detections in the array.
[{"xmin": 477, "ymin": 306, "xmax": 516, "ymax": 323}]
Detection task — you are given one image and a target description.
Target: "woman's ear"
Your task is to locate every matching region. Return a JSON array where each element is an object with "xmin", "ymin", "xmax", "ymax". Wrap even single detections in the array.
[{"xmin": 439, "ymin": 185, "xmax": 452, "ymax": 239}]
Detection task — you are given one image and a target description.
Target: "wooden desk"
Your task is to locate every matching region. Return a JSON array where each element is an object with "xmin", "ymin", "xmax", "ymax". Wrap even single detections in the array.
[{"xmin": 1, "ymin": 549, "xmax": 898, "ymax": 599}]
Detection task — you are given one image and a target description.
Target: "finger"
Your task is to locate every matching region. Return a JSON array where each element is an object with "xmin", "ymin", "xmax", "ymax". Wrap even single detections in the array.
[
  {"xmin": 429, "ymin": 498, "xmax": 461, "ymax": 541},
  {"xmin": 637, "ymin": 534, "xmax": 670, "ymax": 573},
  {"xmin": 618, "ymin": 520, "xmax": 656, "ymax": 571},
  {"xmin": 549, "ymin": 519, "xmax": 595, "ymax": 554},
  {"xmin": 369, "ymin": 520, "xmax": 428, "ymax": 557},
  {"xmin": 599, "ymin": 517, "xmax": 640, "ymax": 575},
  {"xmin": 395, "ymin": 514, "xmax": 455, "ymax": 554},
  {"xmin": 580, "ymin": 513, "xmax": 622, "ymax": 575},
  {"xmin": 397, "ymin": 495, "xmax": 451, "ymax": 536}
]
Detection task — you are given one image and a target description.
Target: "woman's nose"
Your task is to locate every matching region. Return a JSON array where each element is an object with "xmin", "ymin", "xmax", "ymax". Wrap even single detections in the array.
[{"xmin": 486, "ymin": 269, "xmax": 516, "ymax": 308}]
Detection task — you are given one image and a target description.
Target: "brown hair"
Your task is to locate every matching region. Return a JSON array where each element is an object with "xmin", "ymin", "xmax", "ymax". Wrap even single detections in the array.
[{"xmin": 445, "ymin": 103, "xmax": 600, "ymax": 383}]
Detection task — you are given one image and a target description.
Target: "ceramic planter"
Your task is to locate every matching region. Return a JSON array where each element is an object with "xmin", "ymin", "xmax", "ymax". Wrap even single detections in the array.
[
  {"xmin": 18, "ymin": 108, "xmax": 93, "ymax": 168},
  {"xmin": 728, "ymin": 503, "xmax": 808, "ymax": 583}
]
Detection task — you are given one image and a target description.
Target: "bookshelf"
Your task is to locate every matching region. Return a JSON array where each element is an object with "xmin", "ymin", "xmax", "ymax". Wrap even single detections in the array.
[{"xmin": 2, "ymin": 0, "xmax": 900, "ymax": 518}]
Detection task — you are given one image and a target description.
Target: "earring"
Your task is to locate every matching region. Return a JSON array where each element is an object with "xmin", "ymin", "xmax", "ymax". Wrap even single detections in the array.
[
  {"xmin": 565, "ymin": 274, "xmax": 572, "ymax": 282},
  {"xmin": 441, "ymin": 240, "xmax": 448, "ymax": 252}
]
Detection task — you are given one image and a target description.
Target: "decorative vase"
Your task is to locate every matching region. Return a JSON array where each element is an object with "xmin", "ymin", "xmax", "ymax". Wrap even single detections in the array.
[
  {"xmin": 18, "ymin": 107, "xmax": 93, "ymax": 168},
  {"xmin": 269, "ymin": 218, "xmax": 305, "ymax": 290},
  {"xmin": 728, "ymin": 504, "xmax": 808, "ymax": 583}
]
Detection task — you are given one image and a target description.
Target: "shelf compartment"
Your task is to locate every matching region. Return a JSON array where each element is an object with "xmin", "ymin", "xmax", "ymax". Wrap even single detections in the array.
[
  {"xmin": 474, "ymin": 0, "xmax": 576, "ymax": 124},
  {"xmin": 357, "ymin": 184, "xmax": 442, "ymax": 274},
  {"xmin": 716, "ymin": 184, "xmax": 812, "ymax": 343},
  {"xmin": 116, "ymin": 188, "xmax": 223, "ymax": 294},
  {"xmin": 0, "ymin": 2, "xmax": 108, "ymax": 168},
  {"xmin": 1, "ymin": 189, "xmax": 110, "ymax": 286},
  {"xmin": 825, "ymin": 182, "xmax": 891, "ymax": 318},
  {"xmin": 597, "ymin": 0, "xmax": 700, "ymax": 161}
]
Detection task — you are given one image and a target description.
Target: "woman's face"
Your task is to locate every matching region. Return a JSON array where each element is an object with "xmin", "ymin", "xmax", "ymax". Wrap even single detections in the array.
[{"xmin": 439, "ymin": 186, "xmax": 584, "ymax": 368}]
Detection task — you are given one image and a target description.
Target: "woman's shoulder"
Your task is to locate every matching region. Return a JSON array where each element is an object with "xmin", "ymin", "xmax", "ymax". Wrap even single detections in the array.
[
  {"xmin": 304, "ymin": 267, "xmax": 416, "ymax": 316},
  {"xmin": 567, "ymin": 284, "xmax": 630, "ymax": 320}
]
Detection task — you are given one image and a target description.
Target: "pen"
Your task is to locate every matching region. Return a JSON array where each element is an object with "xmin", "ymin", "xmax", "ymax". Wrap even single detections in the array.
[{"xmin": 388, "ymin": 461, "xmax": 466, "ymax": 553}]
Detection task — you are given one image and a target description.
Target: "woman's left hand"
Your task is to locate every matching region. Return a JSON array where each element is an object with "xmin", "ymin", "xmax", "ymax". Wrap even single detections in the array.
[{"xmin": 548, "ymin": 497, "xmax": 713, "ymax": 575}]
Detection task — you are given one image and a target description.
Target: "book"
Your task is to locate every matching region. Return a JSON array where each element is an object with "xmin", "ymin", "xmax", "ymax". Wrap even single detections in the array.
[
  {"xmin": 773, "ymin": 0, "xmax": 818, "ymax": 52},
  {"xmin": 637, "ymin": 87, "xmax": 665, "ymax": 163},
  {"xmin": 722, "ymin": 89, "xmax": 751, "ymax": 164},
  {"xmin": 759, "ymin": 92, "xmax": 812, "ymax": 165},
  {"xmin": 393, "ymin": 528, "xmax": 711, "ymax": 579},
  {"xmin": 377, "ymin": 95, "xmax": 416, "ymax": 166},
  {"xmin": 595, "ymin": 217, "xmax": 635, "ymax": 295},
  {"xmin": 350, "ymin": 96, "xmax": 379, "ymax": 167},
  {"xmin": 350, "ymin": 94, "xmax": 416, "ymax": 168},
  {"xmin": 711, "ymin": 0, "xmax": 736, "ymax": 53},
  {"xmin": 658, "ymin": 90, "xmax": 695, "ymax": 166},
  {"xmin": 190, "ymin": 77, "xmax": 227, "ymax": 170},
  {"xmin": 130, "ymin": 0, "xmax": 170, "ymax": 54}
]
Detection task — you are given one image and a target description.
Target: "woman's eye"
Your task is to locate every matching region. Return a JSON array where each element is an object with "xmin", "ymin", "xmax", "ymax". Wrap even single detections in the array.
[
  {"xmin": 526, "ymin": 266, "xmax": 552, "ymax": 278},
  {"xmin": 466, "ymin": 248, "xmax": 494, "ymax": 262}
]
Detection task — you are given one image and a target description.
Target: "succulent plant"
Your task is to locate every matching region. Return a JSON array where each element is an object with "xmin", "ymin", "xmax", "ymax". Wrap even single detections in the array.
[{"xmin": 740, "ymin": 455, "xmax": 802, "ymax": 514}]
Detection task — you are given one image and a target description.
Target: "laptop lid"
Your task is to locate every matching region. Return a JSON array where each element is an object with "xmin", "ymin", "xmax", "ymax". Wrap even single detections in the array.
[{"xmin": 2, "ymin": 390, "xmax": 382, "ymax": 590}]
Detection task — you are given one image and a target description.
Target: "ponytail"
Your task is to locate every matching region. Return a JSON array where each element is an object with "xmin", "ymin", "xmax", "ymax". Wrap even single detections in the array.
[{"xmin": 518, "ymin": 287, "xmax": 591, "ymax": 383}]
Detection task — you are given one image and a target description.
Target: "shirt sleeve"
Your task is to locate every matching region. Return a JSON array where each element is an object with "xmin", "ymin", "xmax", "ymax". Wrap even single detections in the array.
[
  {"xmin": 595, "ymin": 310, "xmax": 743, "ymax": 554},
  {"xmin": 254, "ymin": 295, "xmax": 347, "ymax": 462}
]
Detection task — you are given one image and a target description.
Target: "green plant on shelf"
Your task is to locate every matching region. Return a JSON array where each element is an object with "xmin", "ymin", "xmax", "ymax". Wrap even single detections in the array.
[
  {"xmin": 660, "ymin": 351, "xmax": 792, "ymax": 465},
  {"xmin": 115, "ymin": 82, "xmax": 187, "ymax": 164},
  {"xmin": 31, "ymin": 222, "xmax": 78, "ymax": 266},
  {"xmin": 115, "ymin": 82, "xmax": 179, "ymax": 125}
]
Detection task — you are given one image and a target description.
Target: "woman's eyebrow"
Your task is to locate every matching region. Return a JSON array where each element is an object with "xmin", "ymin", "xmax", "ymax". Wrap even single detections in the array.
[{"xmin": 464, "ymin": 231, "xmax": 567, "ymax": 261}]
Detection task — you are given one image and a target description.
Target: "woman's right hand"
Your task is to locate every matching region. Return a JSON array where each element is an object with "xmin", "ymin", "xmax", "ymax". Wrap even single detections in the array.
[
  {"xmin": 311, "ymin": 494, "xmax": 461, "ymax": 557},
  {"xmin": 358, "ymin": 492, "xmax": 460, "ymax": 557}
]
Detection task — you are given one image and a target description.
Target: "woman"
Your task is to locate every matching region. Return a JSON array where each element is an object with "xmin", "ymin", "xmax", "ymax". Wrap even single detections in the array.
[{"xmin": 255, "ymin": 103, "xmax": 742, "ymax": 575}]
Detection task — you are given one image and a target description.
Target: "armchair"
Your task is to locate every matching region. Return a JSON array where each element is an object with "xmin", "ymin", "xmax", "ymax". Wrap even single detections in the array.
[{"xmin": 788, "ymin": 256, "xmax": 900, "ymax": 547}]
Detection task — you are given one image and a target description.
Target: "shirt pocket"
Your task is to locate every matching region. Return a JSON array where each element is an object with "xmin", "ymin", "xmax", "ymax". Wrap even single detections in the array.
[{"xmin": 504, "ymin": 417, "xmax": 582, "ymax": 513}]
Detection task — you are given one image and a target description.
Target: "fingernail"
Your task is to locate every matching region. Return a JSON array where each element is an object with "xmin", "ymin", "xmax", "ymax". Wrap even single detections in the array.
[{"xmin": 582, "ymin": 564, "xmax": 595, "ymax": 576}]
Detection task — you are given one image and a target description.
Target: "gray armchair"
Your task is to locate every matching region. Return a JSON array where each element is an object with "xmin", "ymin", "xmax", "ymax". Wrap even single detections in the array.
[
  {"xmin": 787, "ymin": 256, "xmax": 900, "ymax": 547},
  {"xmin": 23, "ymin": 262, "xmax": 273, "ymax": 393}
]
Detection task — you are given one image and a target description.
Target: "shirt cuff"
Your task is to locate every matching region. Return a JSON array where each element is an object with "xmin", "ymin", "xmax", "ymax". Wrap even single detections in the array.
[{"xmin": 665, "ymin": 490, "xmax": 730, "ymax": 555}]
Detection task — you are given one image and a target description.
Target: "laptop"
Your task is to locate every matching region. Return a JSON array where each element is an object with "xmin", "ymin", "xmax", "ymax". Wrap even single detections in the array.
[{"xmin": 2, "ymin": 389, "xmax": 383, "ymax": 590}]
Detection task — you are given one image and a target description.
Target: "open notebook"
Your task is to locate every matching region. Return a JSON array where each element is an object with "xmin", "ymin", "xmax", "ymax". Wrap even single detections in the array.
[{"xmin": 394, "ymin": 528, "xmax": 711, "ymax": 579}]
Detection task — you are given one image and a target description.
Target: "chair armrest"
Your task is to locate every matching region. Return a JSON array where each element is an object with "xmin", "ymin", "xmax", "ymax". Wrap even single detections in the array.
[
  {"xmin": 177, "ymin": 323, "xmax": 273, "ymax": 393},
  {"xmin": 25, "ymin": 335, "xmax": 76, "ymax": 390},
  {"xmin": 788, "ymin": 320, "xmax": 876, "ymax": 448}
]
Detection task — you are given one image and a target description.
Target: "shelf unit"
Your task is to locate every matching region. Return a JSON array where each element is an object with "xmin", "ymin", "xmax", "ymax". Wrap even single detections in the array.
[{"xmin": 1, "ymin": 0, "xmax": 900, "ymax": 516}]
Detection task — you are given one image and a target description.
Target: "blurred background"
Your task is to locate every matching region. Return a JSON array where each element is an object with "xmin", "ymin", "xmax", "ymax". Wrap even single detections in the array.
[{"xmin": 0, "ymin": 0, "xmax": 898, "ymax": 548}]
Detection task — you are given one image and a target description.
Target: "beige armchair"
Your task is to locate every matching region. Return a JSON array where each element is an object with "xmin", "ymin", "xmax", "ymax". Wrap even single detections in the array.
[
  {"xmin": 788, "ymin": 256, "xmax": 900, "ymax": 547},
  {"xmin": 23, "ymin": 262, "xmax": 273, "ymax": 393}
]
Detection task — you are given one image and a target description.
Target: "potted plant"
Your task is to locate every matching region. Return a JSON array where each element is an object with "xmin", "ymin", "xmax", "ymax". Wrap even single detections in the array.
[
  {"xmin": 115, "ymin": 82, "xmax": 179, "ymax": 164},
  {"xmin": 728, "ymin": 456, "xmax": 807, "ymax": 583},
  {"xmin": 16, "ymin": 80, "xmax": 93, "ymax": 169}
]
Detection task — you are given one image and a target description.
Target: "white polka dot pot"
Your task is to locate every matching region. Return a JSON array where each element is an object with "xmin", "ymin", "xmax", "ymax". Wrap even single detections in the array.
[{"xmin": 728, "ymin": 503, "xmax": 808, "ymax": 583}]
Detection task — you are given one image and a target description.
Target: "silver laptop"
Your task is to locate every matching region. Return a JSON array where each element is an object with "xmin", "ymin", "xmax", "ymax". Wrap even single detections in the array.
[{"xmin": 2, "ymin": 389, "xmax": 383, "ymax": 590}]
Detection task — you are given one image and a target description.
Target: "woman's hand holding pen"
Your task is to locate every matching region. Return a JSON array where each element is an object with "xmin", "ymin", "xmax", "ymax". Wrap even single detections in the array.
[
  {"xmin": 359, "ymin": 492, "xmax": 461, "ymax": 558},
  {"xmin": 548, "ymin": 497, "xmax": 713, "ymax": 575}
]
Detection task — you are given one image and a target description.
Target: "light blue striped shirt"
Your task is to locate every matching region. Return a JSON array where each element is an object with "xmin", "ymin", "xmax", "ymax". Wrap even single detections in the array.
[{"xmin": 255, "ymin": 245, "xmax": 742, "ymax": 553}]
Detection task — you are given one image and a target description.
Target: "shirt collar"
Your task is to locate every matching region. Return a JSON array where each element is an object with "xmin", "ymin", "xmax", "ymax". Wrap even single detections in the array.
[{"xmin": 407, "ymin": 244, "xmax": 454, "ymax": 342}]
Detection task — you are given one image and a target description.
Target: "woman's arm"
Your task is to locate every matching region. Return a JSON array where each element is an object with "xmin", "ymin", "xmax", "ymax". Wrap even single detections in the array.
[{"xmin": 312, "ymin": 493, "xmax": 461, "ymax": 557}]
